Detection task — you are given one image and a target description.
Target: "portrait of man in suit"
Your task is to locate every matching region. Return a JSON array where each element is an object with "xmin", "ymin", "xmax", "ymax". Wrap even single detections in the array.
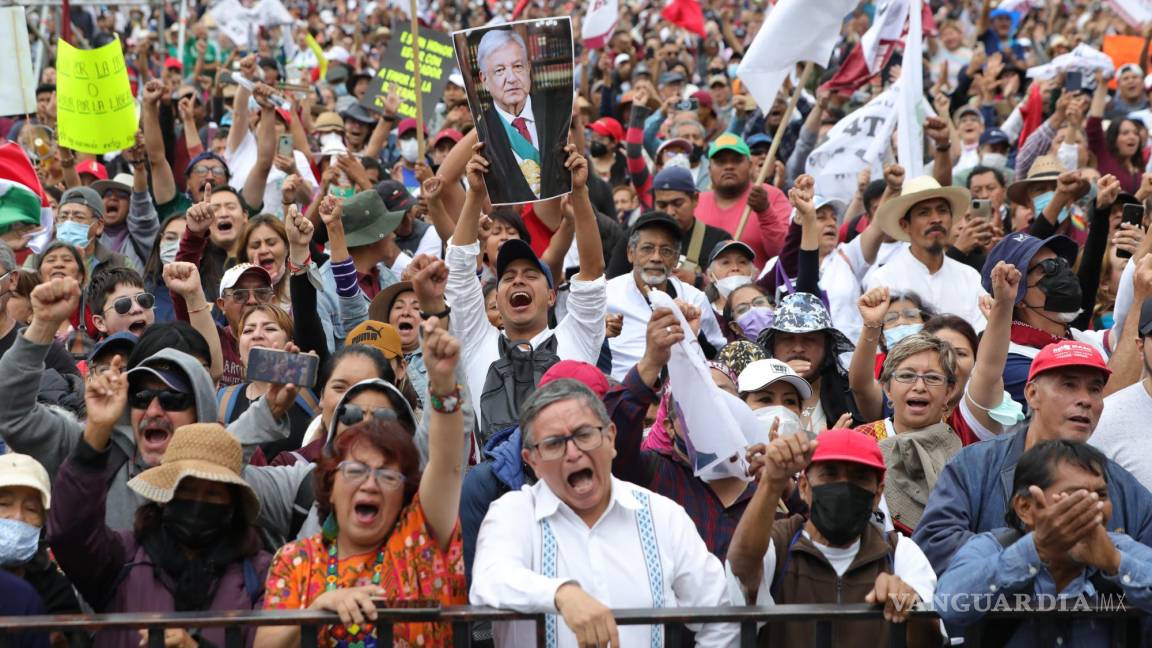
[{"xmin": 455, "ymin": 19, "xmax": 573, "ymax": 205}]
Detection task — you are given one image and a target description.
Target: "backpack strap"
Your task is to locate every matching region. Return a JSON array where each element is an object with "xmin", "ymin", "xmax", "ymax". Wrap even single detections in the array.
[
  {"xmin": 289, "ymin": 472, "xmax": 316, "ymax": 541},
  {"xmin": 242, "ymin": 557, "xmax": 264, "ymax": 606},
  {"xmin": 293, "ymin": 388, "xmax": 320, "ymax": 418},
  {"xmin": 685, "ymin": 219, "xmax": 707, "ymax": 268},
  {"xmin": 216, "ymin": 384, "xmax": 245, "ymax": 424}
]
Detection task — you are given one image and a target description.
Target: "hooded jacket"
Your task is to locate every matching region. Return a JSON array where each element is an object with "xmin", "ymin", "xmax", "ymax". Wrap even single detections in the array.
[
  {"xmin": 0, "ymin": 337, "xmax": 288, "ymax": 530},
  {"xmin": 460, "ymin": 425, "xmax": 525, "ymax": 580}
]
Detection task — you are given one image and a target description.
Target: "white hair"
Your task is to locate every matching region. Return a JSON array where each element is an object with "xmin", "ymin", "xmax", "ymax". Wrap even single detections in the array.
[{"xmin": 476, "ymin": 29, "xmax": 529, "ymax": 75}]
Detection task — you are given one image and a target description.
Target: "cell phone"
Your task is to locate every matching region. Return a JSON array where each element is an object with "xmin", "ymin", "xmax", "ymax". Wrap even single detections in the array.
[
  {"xmin": 674, "ymin": 98, "xmax": 699, "ymax": 112},
  {"xmin": 277, "ymin": 134, "xmax": 293, "ymax": 158},
  {"xmin": 970, "ymin": 199, "xmax": 991, "ymax": 222},
  {"xmin": 1065, "ymin": 70, "xmax": 1082, "ymax": 93},
  {"xmin": 246, "ymin": 348, "xmax": 319, "ymax": 388},
  {"xmin": 1118, "ymin": 203, "xmax": 1146, "ymax": 259}
]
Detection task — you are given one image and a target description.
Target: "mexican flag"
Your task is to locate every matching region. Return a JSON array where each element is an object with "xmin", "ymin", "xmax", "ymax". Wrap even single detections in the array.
[{"xmin": 0, "ymin": 141, "xmax": 52, "ymax": 251}]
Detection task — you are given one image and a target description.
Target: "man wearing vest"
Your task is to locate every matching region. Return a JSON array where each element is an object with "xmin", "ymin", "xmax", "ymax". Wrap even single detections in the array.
[
  {"xmin": 605, "ymin": 211, "xmax": 728, "ymax": 380},
  {"xmin": 470, "ymin": 379, "xmax": 738, "ymax": 647},
  {"xmin": 726, "ymin": 429, "xmax": 940, "ymax": 648}
]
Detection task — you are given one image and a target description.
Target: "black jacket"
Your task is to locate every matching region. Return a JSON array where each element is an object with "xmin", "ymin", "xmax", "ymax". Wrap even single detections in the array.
[{"xmin": 477, "ymin": 96, "xmax": 571, "ymax": 204}]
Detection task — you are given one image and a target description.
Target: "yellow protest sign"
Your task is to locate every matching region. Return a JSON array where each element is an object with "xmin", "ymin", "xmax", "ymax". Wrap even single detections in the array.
[{"xmin": 57, "ymin": 37, "xmax": 137, "ymax": 154}]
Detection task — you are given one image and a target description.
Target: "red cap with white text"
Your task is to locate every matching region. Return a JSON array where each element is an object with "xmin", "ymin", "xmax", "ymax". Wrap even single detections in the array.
[
  {"xmin": 1026, "ymin": 340, "xmax": 1111, "ymax": 383},
  {"xmin": 809, "ymin": 429, "xmax": 886, "ymax": 476}
]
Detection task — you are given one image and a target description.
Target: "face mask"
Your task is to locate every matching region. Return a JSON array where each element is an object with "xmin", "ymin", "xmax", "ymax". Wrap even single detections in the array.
[
  {"xmin": 689, "ymin": 144, "xmax": 705, "ymax": 165},
  {"xmin": 664, "ymin": 152, "xmax": 691, "ymax": 170},
  {"xmin": 754, "ymin": 405, "xmax": 802, "ymax": 437},
  {"xmin": 728, "ymin": 63, "xmax": 740, "ymax": 79},
  {"xmin": 714, "ymin": 274, "xmax": 752, "ymax": 298},
  {"xmin": 1033, "ymin": 261, "xmax": 1082, "ymax": 314},
  {"xmin": 735, "ymin": 306, "xmax": 775, "ymax": 341},
  {"xmin": 1032, "ymin": 191, "xmax": 1070, "ymax": 224},
  {"xmin": 987, "ymin": 390, "xmax": 1025, "ymax": 427},
  {"xmin": 162, "ymin": 498, "xmax": 234, "ymax": 549},
  {"xmin": 883, "ymin": 323, "xmax": 923, "ymax": 349},
  {"xmin": 159, "ymin": 239, "xmax": 179, "ymax": 265},
  {"xmin": 0, "ymin": 518, "xmax": 40, "ymax": 566},
  {"xmin": 399, "ymin": 138, "xmax": 420, "ymax": 163},
  {"xmin": 56, "ymin": 220, "xmax": 91, "ymax": 248},
  {"xmin": 980, "ymin": 152, "xmax": 1008, "ymax": 168},
  {"xmin": 808, "ymin": 481, "xmax": 876, "ymax": 546},
  {"xmin": 1057, "ymin": 143, "xmax": 1080, "ymax": 172},
  {"xmin": 590, "ymin": 141, "xmax": 609, "ymax": 158}
]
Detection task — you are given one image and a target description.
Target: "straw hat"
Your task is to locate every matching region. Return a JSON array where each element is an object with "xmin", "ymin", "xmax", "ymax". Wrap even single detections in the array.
[
  {"xmin": 127, "ymin": 423, "xmax": 259, "ymax": 520},
  {"xmin": 1006, "ymin": 155, "xmax": 1065, "ymax": 206},
  {"xmin": 873, "ymin": 176, "xmax": 971, "ymax": 242}
]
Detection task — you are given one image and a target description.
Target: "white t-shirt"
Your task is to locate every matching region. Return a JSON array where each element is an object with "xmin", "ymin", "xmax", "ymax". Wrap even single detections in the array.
[
  {"xmin": 1092, "ymin": 381, "xmax": 1152, "ymax": 491},
  {"xmin": 863, "ymin": 247, "xmax": 988, "ymax": 332}
]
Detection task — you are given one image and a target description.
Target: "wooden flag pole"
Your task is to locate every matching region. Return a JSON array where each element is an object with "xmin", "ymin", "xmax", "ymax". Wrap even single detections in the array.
[
  {"xmin": 734, "ymin": 60, "xmax": 816, "ymax": 240},
  {"xmin": 409, "ymin": 0, "xmax": 426, "ymax": 159}
]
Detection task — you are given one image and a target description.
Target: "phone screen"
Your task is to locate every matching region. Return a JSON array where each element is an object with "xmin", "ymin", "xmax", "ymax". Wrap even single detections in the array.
[{"xmin": 246, "ymin": 348, "xmax": 319, "ymax": 387}]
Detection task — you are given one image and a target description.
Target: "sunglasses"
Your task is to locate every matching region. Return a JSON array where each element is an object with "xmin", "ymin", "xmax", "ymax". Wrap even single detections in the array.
[
  {"xmin": 104, "ymin": 292, "xmax": 155, "ymax": 315},
  {"xmin": 337, "ymin": 403, "xmax": 398, "ymax": 427},
  {"xmin": 225, "ymin": 287, "xmax": 276, "ymax": 304},
  {"xmin": 1028, "ymin": 257, "xmax": 1069, "ymax": 277},
  {"xmin": 129, "ymin": 388, "xmax": 194, "ymax": 411}
]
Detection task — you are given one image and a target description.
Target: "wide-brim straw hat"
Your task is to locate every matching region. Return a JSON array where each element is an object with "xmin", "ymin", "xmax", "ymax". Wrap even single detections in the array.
[
  {"xmin": 874, "ymin": 176, "xmax": 971, "ymax": 242},
  {"xmin": 1006, "ymin": 155, "xmax": 1065, "ymax": 206},
  {"xmin": 127, "ymin": 423, "xmax": 259, "ymax": 521}
]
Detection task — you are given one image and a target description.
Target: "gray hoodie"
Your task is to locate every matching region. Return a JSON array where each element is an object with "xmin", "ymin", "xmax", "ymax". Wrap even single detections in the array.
[{"xmin": 0, "ymin": 336, "xmax": 289, "ymax": 530}]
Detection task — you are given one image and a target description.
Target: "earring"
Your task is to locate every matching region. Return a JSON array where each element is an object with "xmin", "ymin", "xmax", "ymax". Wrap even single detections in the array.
[{"xmin": 322, "ymin": 511, "xmax": 340, "ymax": 542}]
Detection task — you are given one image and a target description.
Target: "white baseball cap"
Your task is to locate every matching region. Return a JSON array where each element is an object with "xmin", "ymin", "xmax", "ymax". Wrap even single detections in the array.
[
  {"xmin": 738, "ymin": 359, "xmax": 813, "ymax": 400},
  {"xmin": 219, "ymin": 263, "xmax": 272, "ymax": 293},
  {"xmin": 0, "ymin": 453, "xmax": 51, "ymax": 510}
]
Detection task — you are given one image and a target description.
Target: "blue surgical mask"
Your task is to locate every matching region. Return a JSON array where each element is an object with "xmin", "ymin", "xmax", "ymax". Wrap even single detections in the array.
[
  {"xmin": 982, "ymin": 390, "xmax": 1026, "ymax": 427},
  {"xmin": 0, "ymin": 518, "xmax": 40, "ymax": 566},
  {"xmin": 883, "ymin": 323, "xmax": 923, "ymax": 348},
  {"xmin": 728, "ymin": 63, "xmax": 739, "ymax": 79},
  {"xmin": 736, "ymin": 306, "xmax": 775, "ymax": 341},
  {"xmin": 56, "ymin": 220, "xmax": 92, "ymax": 248},
  {"xmin": 1032, "ymin": 191, "xmax": 1070, "ymax": 224}
]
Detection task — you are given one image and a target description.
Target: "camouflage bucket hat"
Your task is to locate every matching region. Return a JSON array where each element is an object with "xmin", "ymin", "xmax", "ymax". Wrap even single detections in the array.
[{"xmin": 756, "ymin": 292, "xmax": 854, "ymax": 357}]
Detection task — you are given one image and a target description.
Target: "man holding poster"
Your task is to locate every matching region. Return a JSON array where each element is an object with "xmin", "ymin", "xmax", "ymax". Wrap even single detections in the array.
[{"xmin": 455, "ymin": 19, "xmax": 573, "ymax": 205}]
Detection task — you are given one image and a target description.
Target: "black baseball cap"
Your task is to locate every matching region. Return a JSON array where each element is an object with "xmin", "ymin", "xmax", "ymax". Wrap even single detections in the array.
[
  {"xmin": 374, "ymin": 180, "xmax": 416, "ymax": 213},
  {"xmin": 495, "ymin": 239, "xmax": 554, "ymax": 288},
  {"xmin": 629, "ymin": 211, "xmax": 683, "ymax": 243},
  {"xmin": 707, "ymin": 239, "xmax": 755, "ymax": 267}
]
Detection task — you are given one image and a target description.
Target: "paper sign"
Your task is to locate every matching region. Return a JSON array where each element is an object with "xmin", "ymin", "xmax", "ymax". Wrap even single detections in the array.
[
  {"xmin": 1103, "ymin": 35, "xmax": 1146, "ymax": 89},
  {"xmin": 361, "ymin": 28, "xmax": 454, "ymax": 122},
  {"xmin": 56, "ymin": 38, "xmax": 138, "ymax": 154},
  {"xmin": 0, "ymin": 7, "xmax": 37, "ymax": 117}
]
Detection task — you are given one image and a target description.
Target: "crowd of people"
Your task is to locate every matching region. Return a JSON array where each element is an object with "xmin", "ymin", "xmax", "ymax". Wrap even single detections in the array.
[{"xmin": 6, "ymin": 0, "xmax": 1152, "ymax": 646}]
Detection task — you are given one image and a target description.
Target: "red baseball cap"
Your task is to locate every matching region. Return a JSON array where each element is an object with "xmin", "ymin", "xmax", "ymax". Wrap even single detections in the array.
[
  {"xmin": 397, "ymin": 118, "xmax": 419, "ymax": 136},
  {"xmin": 540, "ymin": 360, "xmax": 609, "ymax": 398},
  {"xmin": 76, "ymin": 160, "xmax": 108, "ymax": 181},
  {"xmin": 274, "ymin": 107, "xmax": 293, "ymax": 125},
  {"xmin": 810, "ymin": 429, "xmax": 886, "ymax": 475},
  {"xmin": 164, "ymin": 56, "xmax": 183, "ymax": 70},
  {"xmin": 691, "ymin": 89, "xmax": 715, "ymax": 111},
  {"xmin": 589, "ymin": 117, "xmax": 625, "ymax": 142},
  {"xmin": 1027, "ymin": 340, "xmax": 1111, "ymax": 383},
  {"xmin": 431, "ymin": 128, "xmax": 462, "ymax": 147}
]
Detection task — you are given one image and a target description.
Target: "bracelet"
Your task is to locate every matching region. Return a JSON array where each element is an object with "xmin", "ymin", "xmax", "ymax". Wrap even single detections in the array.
[
  {"xmin": 187, "ymin": 302, "xmax": 212, "ymax": 314},
  {"xmin": 862, "ymin": 321, "xmax": 882, "ymax": 329},
  {"xmin": 935, "ymin": 145, "xmax": 951, "ymax": 152},
  {"xmin": 428, "ymin": 384, "xmax": 463, "ymax": 414},
  {"xmin": 420, "ymin": 305, "xmax": 451, "ymax": 320},
  {"xmin": 286, "ymin": 256, "xmax": 311, "ymax": 274}
]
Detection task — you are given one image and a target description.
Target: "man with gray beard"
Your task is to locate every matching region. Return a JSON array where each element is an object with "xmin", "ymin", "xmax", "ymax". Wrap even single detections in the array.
[{"xmin": 605, "ymin": 212, "xmax": 727, "ymax": 380}]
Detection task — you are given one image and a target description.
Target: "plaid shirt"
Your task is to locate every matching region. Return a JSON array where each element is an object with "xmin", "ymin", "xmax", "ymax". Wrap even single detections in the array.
[{"xmin": 608, "ymin": 366, "xmax": 756, "ymax": 561}]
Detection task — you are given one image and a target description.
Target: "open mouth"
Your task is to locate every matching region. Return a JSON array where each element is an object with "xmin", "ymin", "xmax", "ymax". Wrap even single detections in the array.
[
  {"xmin": 353, "ymin": 502, "xmax": 380, "ymax": 525},
  {"xmin": 905, "ymin": 398, "xmax": 931, "ymax": 414},
  {"xmin": 216, "ymin": 221, "xmax": 234, "ymax": 233},
  {"xmin": 397, "ymin": 321, "xmax": 415, "ymax": 332},
  {"xmin": 566, "ymin": 468, "xmax": 595, "ymax": 495},
  {"xmin": 257, "ymin": 256, "xmax": 277, "ymax": 273},
  {"xmin": 509, "ymin": 291, "xmax": 532, "ymax": 308},
  {"xmin": 49, "ymin": 270, "xmax": 68, "ymax": 280},
  {"xmin": 140, "ymin": 425, "xmax": 171, "ymax": 452},
  {"xmin": 1067, "ymin": 415, "xmax": 1091, "ymax": 427},
  {"xmin": 128, "ymin": 319, "xmax": 148, "ymax": 335}
]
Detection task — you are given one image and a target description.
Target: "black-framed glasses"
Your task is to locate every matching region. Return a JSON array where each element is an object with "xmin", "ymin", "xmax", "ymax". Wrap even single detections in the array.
[
  {"xmin": 882, "ymin": 309, "xmax": 923, "ymax": 324},
  {"xmin": 224, "ymin": 287, "xmax": 276, "ymax": 304},
  {"xmin": 104, "ymin": 292, "xmax": 155, "ymax": 315},
  {"xmin": 1028, "ymin": 257, "xmax": 1069, "ymax": 277},
  {"xmin": 190, "ymin": 165, "xmax": 228, "ymax": 178},
  {"xmin": 337, "ymin": 403, "xmax": 398, "ymax": 427},
  {"xmin": 732, "ymin": 296, "xmax": 771, "ymax": 318},
  {"xmin": 890, "ymin": 370, "xmax": 948, "ymax": 387},
  {"xmin": 336, "ymin": 460, "xmax": 406, "ymax": 491},
  {"xmin": 128, "ymin": 388, "xmax": 195, "ymax": 411},
  {"xmin": 528, "ymin": 425, "xmax": 607, "ymax": 461}
]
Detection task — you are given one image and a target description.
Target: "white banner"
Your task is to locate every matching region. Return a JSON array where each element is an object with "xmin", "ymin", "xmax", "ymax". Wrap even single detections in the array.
[
  {"xmin": 1105, "ymin": 0, "xmax": 1152, "ymax": 28},
  {"xmin": 1026, "ymin": 43, "xmax": 1116, "ymax": 81},
  {"xmin": 581, "ymin": 0, "xmax": 618, "ymax": 49},
  {"xmin": 0, "ymin": 7, "xmax": 36, "ymax": 117},
  {"xmin": 806, "ymin": 86, "xmax": 901, "ymax": 204},
  {"xmin": 209, "ymin": 0, "xmax": 294, "ymax": 50},
  {"xmin": 896, "ymin": 0, "xmax": 925, "ymax": 178},
  {"xmin": 860, "ymin": 0, "xmax": 909, "ymax": 74}
]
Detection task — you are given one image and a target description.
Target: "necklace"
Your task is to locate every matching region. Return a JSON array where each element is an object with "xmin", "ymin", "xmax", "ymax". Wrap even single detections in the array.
[{"xmin": 325, "ymin": 540, "xmax": 386, "ymax": 648}]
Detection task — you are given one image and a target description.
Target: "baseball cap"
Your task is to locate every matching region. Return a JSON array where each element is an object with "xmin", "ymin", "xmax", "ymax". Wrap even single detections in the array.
[
  {"xmin": 981, "ymin": 233, "xmax": 1078, "ymax": 304},
  {"xmin": 708, "ymin": 133, "xmax": 751, "ymax": 159},
  {"xmin": 432, "ymin": 128, "xmax": 463, "ymax": 147},
  {"xmin": 126, "ymin": 358, "xmax": 194, "ymax": 393},
  {"xmin": 76, "ymin": 160, "xmax": 108, "ymax": 181},
  {"xmin": 691, "ymin": 90, "xmax": 714, "ymax": 111},
  {"xmin": 89, "ymin": 331, "xmax": 139, "ymax": 363},
  {"xmin": 184, "ymin": 151, "xmax": 230, "ymax": 179},
  {"xmin": 495, "ymin": 238, "xmax": 554, "ymax": 288},
  {"xmin": 1027, "ymin": 340, "xmax": 1111, "ymax": 382},
  {"xmin": 340, "ymin": 189, "xmax": 406, "ymax": 248},
  {"xmin": 60, "ymin": 186, "xmax": 106, "ymax": 220},
  {"xmin": 660, "ymin": 71, "xmax": 686, "ymax": 85},
  {"xmin": 810, "ymin": 428, "xmax": 886, "ymax": 475},
  {"xmin": 979, "ymin": 128, "xmax": 1010, "ymax": 147},
  {"xmin": 707, "ymin": 239, "xmax": 755, "ymax": 268},
  {"xmin": 708, "ymin": 75, "xmax": 729, "ymax": 87},
  {"xmin": 1120, "ymin": 63, "xmax": 1144, "ymax": 77},
  {"xmin": 737, "ymin": 359, "xmax": 812, "ymax": 400},
  {"xmin": 164, "ymin": 56, "xmax": 183, "ymax": 70},
  {"xmin": 651, "ymin": 166, "xmax": 697, "ymax": 193},
  {"xmin": 540, "ymin": 360, "xmax": 609, "ymax": 398},
  {"xmin": 345, "ymin": 320, "xmax": 403, "ymax": 358},
  {"xmin": 219, "ymin": 262, "xmax": 273, "ymax": 293},
  {"xmin": 746, "ymin": 133, "xmax": 772, "ymax": 150},
  {"xmin": 589, "ymin": 117, "xmax": 625, "ymax": 142},
  {"xmin": 0, "ymin": 453, "xmax": 51, "ymax": 509},
  {"xmin": 397, "ymin": 117, "xmax": 419, "ymax": 137},
  {"xmin": 1140, "ymin": 297, "xmax": 1152, "ymax": 337},
  {"xmin": 656, "ymin": 137, "xmax": 693, "ymax": 158},
  {"xmin": 374, "ymin": 180, "xmax": 416, "ymax": 213},
  {"xmin": 447, "ymin": 71, "xmax": 465, "ymax": 87},
  {"xmin": 953, "ymin": 105, "xmax": 984, "ymax": 124},
  {"xmin": 629, "ymin": 210, "xmax": 683, "ymax": 242},
  {"xmin": 614, "ymin": 53, "xmax": 631, "ymax": 66}
]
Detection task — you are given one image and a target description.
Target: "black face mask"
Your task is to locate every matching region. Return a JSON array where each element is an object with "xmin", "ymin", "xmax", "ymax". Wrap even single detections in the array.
[
  {"xmin": 808, "ymin": 481, "xmax": 876, "ymax": 546},
  {"xmin": 689, "ymin": 144, "xmax": 705, "ymax": 164},
  {"xmin": 162, "ymin": 498, "xmax": 235, "ymax": 549},
  {"xmin": 590, "ymin": 141, "xmax": 610, "ymax": 158},
  {"xmin": 1030, "ymin": 258, "xmax": 1082, "ymax": 314}
]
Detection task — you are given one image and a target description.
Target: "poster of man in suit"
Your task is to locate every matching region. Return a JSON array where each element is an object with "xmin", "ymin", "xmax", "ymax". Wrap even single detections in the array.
[{"xmin": 452, "ymin": 18, "xmax": 573, "ymax": 206}]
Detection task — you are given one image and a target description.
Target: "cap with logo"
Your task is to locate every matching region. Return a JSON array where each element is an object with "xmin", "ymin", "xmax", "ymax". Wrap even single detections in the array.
[
  {"xmin": 219, "ymin": 262, "xmax": 273, "ymax": 293},
  {"xmin": 707, "ymin": 133, "xmax": 751, "ymax": 159},
  {"xmin": 76, "ymin": 160, "xmax": 109, "ymax": 181},
  {"xmin": 1026, "ymin": 340, "xmax": 1111, "ymax": 382},
  {"xmin": 345, "ymin": 320, "xmax": 403, "ymax": 359},
  {"xmin": 737, "ymin": 359, "xmax": 812, "ymax": 400},
  {"xmin": 374, "ymin": 180, "xmax": 416, "ymax": 213}
]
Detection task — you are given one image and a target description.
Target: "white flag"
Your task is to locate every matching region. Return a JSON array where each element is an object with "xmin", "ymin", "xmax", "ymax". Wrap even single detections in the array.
[
  {"xmin": 736, "ymin": 0, "xmax": 858, "ymax": 111},
  {"xmin": 1026, "ymin": 43, "xmax": 1117, "ymax": 81},
  {"xmin": 209, "ymin": 0, "xmax": 294, "ymax": 50},
  {"xmin": 860, "ymin": 0, "xmax": 909, "ymax": 74},
  {"xmin": 0, "ymin": 7, "xmax": 36, "ymax": 117},
  {"xmin": 806, "ymin": 86, "xmax": 901, "ymax": 205},
  {"xmin": 896, "ymin": 0, "xmax": 925, "ymax": 178},
  {"xmin": 1105, "ymin": 0, "xmax": 1152, "ymax": 27},
  {"xmin": 581, "ymin": 0, "xmax": 618, "ymax": 49}
]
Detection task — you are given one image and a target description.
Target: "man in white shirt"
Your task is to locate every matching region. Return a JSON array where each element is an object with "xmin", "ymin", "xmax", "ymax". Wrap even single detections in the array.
[
  {"xmin": 1092, "ymin": 297, "xmax": 1152, "ymax": 491},
  {"xmin": 863, "ymin": 176, "xmax": 988, "ymax": 331},
  {"xmin": 470, "ymin": 379, "xmax": 739, "ymax": 648},
  {"xmin": 607, "ymin": 212, "xmax": 727, "ymax": 380}
]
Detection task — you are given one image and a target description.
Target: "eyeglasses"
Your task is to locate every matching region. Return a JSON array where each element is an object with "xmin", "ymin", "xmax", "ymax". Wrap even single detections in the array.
[
  {"xmin": 337, "ymin": 403, "xmax": 398, "ymax": 427},
  {"xmin": 104, "ymin": 292, "xmax": 155, "ymax": 315},
  {"xmin": 732, "ymin": 295, "xmax": 771, "ymax": 318},
  {"xmin": 336, "ymin": 460, "xmax": 406, "ymax": 491},
  {"xmin": 882, "ymin": 309, "xmax": 923, "ymax": 324},
  {"xmin": 128, "ymin": 388, "xmax": 195, "ymax": 411},
  {"xmin": 190, "ymin": 165, "xmax": 228, "ymax": 178},
  {"xmin": 528, "ymin": 425, "xmax": 607, "ymax": 461},
  {"xmin": 890, "ymin": 370, "xmax": 948, "ymax": 387},
  {"xmin": 224, "ymin": 287, "xmax": 276, "ymax": 304},
  {"xmin": 1028, "ymin": 257, "xmax": 1069, "ymax": 277},
  {"xmin": 636, "ymin": 243, "xmax": 679, "ymax": 260}
]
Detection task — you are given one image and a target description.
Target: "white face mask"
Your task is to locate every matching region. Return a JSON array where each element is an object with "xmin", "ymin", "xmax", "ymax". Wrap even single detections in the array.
[
  {"xmin": 1054, "ymin": 309, "xmax": 1082, "ymax": 324},
  {"xmin": 159, "ymin": 239, "xmax": 179, "ymax": 265},
  {"xmin": 399, "ymin": 138, "xmax": 419, "ymax": 163},
  {"xmin": 980, "ymin": 152, "xmax": 1008, "ymax": 168},
  {"xmin": 664, "ymin": 153, "xmax": 691, "ymax": 170},
  {"xmin": 713, "ymin": 274, "xmax": 752, "ymax": 298},
  {"xmin": 1057, "ymin": 143, "xmax": 1080, "ymax": 173},
  {"xmin": 753, "ymin": 405, "xmax": 802, "ymax": 438}
]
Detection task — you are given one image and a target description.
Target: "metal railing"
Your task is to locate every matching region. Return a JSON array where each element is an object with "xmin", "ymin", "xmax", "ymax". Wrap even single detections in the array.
[{"xmin": 0, "ymin": 603, "xmax": 1141, "ymax": 648}]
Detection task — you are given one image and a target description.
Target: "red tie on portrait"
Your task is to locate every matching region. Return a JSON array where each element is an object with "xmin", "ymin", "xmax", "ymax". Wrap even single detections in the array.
[{"xmin": 511, "ymin": 117, "xmax": 532, "ymax": 145}]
